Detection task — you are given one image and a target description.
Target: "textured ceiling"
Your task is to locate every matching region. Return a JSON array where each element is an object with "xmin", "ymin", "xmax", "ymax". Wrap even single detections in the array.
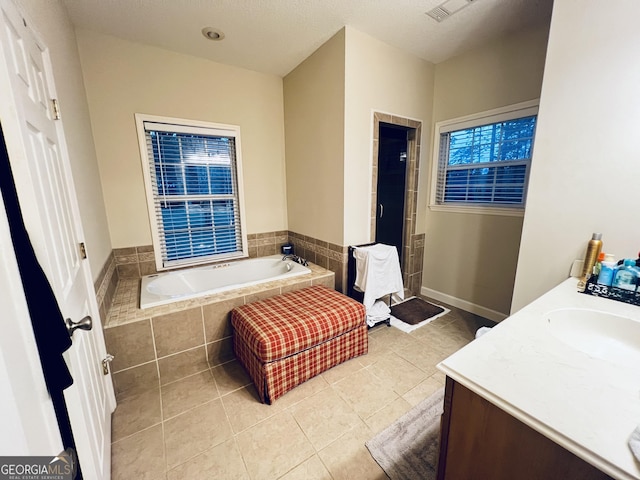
[{"xmin": 61, "ymin": 0, "xmax": 554, "ymax": 77}]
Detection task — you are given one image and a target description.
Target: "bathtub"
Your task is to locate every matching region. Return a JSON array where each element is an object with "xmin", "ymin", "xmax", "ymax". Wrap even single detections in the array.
[{"xmin": 140, "ymin": 255, "xmax": 311, "ymax": 309}]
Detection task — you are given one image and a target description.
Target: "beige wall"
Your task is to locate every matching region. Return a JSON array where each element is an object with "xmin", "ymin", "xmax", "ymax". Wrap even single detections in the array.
[
  {"xmin": 424, "ymin": 25, "xmax": 549, "ymax": 317},
  {"xmin": 343, "ymin": 27, "xmax": 434, "ymax": 246},
  {"xmin": 512, "ymin": 0, "xmax": 640, "ymax": 311},
  {"xmin": 283, "ymin": 29, "xmax": 345, "ymax": 245},
  {"xmin": 76, "ymin": 29, "xmax": 288, "ymax": 248},
  {"xmin": 15, "ymin": 0, "xmax": 111, "ymax": 279}
]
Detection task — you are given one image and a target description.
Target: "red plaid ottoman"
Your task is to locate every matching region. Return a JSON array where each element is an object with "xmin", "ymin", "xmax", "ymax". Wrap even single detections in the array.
[{"xmin": 231, "ymin": 285, "xmax": 367, "ymax": 404}]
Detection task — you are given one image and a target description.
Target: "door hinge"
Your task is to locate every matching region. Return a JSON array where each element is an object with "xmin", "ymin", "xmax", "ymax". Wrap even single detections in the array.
[
  {"xmin": 51, "ymin": 98, "xmax": 61, "ymax": 120},
  {"xmin": 102, "ymin": 354, "xmax": 114, "ymax": 375},
  {"xmin": 78, "ymin": 242, "xmax": 87, "ymax": 259}
]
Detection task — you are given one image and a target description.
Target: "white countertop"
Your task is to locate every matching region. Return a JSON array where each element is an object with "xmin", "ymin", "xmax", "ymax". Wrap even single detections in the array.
[{"xmin": 438, "ymin": 278, "xmax": 640, "ymax": 480}]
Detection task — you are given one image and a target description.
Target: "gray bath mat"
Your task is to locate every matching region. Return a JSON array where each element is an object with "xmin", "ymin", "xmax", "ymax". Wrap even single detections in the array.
[{"xmin": 365, "ymin": 387, "xmax": 444, "ymax": 480}]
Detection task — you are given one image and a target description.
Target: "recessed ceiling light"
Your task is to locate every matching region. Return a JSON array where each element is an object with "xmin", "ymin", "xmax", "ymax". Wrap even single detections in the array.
[{"xmin": 202, "ymin": 27, "xmax": 225, "ymax": 41}]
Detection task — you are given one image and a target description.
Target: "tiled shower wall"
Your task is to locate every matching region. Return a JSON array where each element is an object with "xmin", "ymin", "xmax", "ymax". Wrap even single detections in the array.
[{"xmin": 371, "ymin": 112, "xmax": 425, "ymax": 296}]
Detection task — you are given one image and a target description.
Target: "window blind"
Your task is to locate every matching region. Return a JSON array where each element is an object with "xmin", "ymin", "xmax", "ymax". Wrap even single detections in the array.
[
  {"xmin": 143, "ymin": 122, "xmax": 244, "ymax": 268},
  {"xmin": 435, "ymin": 115, "xmax": 536, "ymax": 207}
]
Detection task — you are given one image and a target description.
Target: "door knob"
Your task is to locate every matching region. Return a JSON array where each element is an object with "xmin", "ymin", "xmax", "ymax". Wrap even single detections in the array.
[{"xmin": 66, "ymin": 315, "xmax": 92, "ymax": 337}]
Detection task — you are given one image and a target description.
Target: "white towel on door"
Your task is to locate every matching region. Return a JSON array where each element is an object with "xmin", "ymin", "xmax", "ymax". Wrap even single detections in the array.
[{"xmin": 353, "ymin": 244, "xmax": 404, "ymax": 310}]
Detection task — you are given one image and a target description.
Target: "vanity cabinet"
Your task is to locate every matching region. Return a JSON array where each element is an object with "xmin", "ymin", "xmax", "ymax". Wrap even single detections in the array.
[{"xmin": 437, "ymin": 377, "xmax": 612, "ymax": 480}]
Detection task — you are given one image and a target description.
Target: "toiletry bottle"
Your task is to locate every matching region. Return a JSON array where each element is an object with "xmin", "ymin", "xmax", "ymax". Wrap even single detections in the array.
[
  {"xmin": 597, "ymin": 254, "xmax": 616, "ymax": 287},
  {"xmin": 593, "ymin": 252, "xmax": 606, "ymax": 276},
  {"xmin": 611, "ymin": 259, "xmax": 639, "ymax": 291},
  {"xmin": 577, "ymin": 233, "xmax": 603, "ymax": 291}
]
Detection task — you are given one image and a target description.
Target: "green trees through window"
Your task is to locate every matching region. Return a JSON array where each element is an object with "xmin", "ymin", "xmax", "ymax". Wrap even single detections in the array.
[{"xmin": 435, "ymin": 111, "xmax": 537, "ymax": 208}]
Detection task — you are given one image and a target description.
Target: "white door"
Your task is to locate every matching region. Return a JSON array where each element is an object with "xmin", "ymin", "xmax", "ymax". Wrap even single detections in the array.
[{"xmin": 0, "ymin": 1, "xmax": 115, "ymax": 479}]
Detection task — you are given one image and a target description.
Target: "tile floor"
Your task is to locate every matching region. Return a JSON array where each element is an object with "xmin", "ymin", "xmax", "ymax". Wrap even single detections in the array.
[{"xmin": 110, "ymin": 300, "xmax": 494, "ymax": 480}]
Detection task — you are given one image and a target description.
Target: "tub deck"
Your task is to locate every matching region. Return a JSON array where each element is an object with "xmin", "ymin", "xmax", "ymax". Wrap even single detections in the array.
[{"xmin": 105, "ymin": 261, "xmax": 334, "ymax": 328}]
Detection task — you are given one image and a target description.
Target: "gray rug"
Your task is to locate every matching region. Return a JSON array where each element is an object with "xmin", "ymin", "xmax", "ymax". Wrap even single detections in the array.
[{"xmin": 365, "ymin": 388, "xmax": 444, "ymax": 480}]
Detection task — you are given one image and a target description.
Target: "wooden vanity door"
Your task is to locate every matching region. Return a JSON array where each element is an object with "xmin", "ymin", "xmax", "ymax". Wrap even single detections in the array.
[{"xmin": 437, "ymin": 377, "xmax": 612, "ymax": 480}]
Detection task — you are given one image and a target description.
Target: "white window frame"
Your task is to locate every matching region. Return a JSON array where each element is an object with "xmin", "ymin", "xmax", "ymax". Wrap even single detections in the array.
[
  {"xmin": 429, "ymin": 99, "xmax": 539, "ymax": 217},
  {"xmin": 135, "ymin": 113, "xmax": 248, "ymax": 271}
]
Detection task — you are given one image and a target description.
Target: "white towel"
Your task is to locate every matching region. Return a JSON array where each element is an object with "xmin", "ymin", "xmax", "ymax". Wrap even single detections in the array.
[
  {"xmin": 366, "ymin": 300, "xmax": 390, "ymax": 327},
  {"xmin": 630, "ymin": 425, "xmax": 640, "ymax": 462},
  {"xmin": 353, "ymin": 244, "xmax": 404, "ymax": 310}
]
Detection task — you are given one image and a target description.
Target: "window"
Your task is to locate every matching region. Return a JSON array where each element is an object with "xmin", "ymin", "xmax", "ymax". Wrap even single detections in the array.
[
  {"xmin": 430, "ymin": 100, "xmax": 538, "ymax": 216},
  {"xmin": 135, "ymin": 114, "xmax": 247, "ymax": 270}
]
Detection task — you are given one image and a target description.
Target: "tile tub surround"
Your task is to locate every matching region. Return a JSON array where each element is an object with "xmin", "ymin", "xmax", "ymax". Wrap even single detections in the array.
[
  {"xmin": 94, "ymin": 251, "xmax": 118, "ymax": 322},
  {"xmin": 288, "ymin": 231, "xmax": 349, "ymax": 293},
  {"xmin": 111, "ymin": 226, "xmax": 417, "ymax": 303},
  {"xmin": 104, "ymin": 262, "xmax": 335, "ymax": 398},
  {"xmin": 113, "ymin": 230, "xmax": 354, "ymax": 294},
  {"xmin": 247, "ymin": 230, "xmax": 289, "ymax": 258},
  {"xmin": 113, "ymin": 231, "xmax": 289, "ymax": 279},
  {"xmin": 113, "ymin": 245, "xmax": 156, "ymax": 279}
]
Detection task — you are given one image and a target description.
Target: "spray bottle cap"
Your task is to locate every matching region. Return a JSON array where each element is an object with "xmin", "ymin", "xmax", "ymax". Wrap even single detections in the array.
[
  {"xmin": 592, "ymin": 233, "xmax": 602, "ymax": 240},
  {"xmin": 624, "ymin": 259, "xmax": 635, "ymax": 267}
]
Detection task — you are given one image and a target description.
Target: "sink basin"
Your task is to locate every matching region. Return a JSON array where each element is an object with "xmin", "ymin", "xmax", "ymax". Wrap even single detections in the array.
[{"xmin": 544, "ymin": 308, "xmax": 640, "ymax": 365}]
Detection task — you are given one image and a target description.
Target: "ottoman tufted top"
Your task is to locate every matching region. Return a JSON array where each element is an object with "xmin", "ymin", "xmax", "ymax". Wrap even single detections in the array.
[{"xmin": 231, "ymin": 285, "xmax": 365, "ymax": 362}]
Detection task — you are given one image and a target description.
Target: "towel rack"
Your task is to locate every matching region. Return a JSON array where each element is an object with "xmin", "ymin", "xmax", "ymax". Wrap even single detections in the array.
[{"xmin": 347, "ymin": 243, "xmax": 391, "ymax": 328}]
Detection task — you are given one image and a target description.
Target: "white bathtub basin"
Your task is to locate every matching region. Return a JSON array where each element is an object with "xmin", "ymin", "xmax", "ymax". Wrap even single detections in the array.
[{"xmin": 544, "ymin": 308, "xmax": 640, "ymax": 365}]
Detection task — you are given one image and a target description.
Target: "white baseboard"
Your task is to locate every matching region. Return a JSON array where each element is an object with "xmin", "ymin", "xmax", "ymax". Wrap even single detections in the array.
[{"xmin": 420, "ymin": 287, "xmax": 508, "ymax": 323}]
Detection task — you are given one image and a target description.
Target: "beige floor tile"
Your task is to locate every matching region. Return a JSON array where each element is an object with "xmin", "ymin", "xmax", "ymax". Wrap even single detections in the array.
[
  {"xmin": 364, "ymin": 396, "xmax": 413, "ymax": 435},
  {"xmin": 278, "ymin": 455, "xmax": 332, "ymax": 480},
  {"xmin": 161, "ymin": 370, "xmax": 219, "ymax": 420},
  {"xmin": 320, "ymin": 356, "xmax": 364, "ymax": 384},
  {"xmin": 236, "ymin": 411, "xmax": 315, "ymax": 480},
  {"xmin": 393, "ymin": 339, "xmax": 450, "ymax": 375},
  {"xmin": 402, "ymin": 375, "xmax": 445, "ymax": 407},
  {"xmin": 432, "ymin": 331, "xmax": 471, "ymax": 356},
  {"xmin": 166, "ymin": 438, "xmax": 249, "ymax": 480},
  {"xmin": 158, "ymin": 346, "xmax": 209, "ymax": 385},
  {"xmin": 221, "ymin": 384, "xmax": 284, "ymax": 433},
  {"xmin": 112, "ymin": 361, "xmax": 159, "ymax": 398},
  {"xmin": 367, "ymin": 351, "xmax": 429, "ymax": 395},
  {"xmin": 164, "ymin": 399, "xmax": 233, "ymax": 469},
  {"xmin": 109, "ymin": 310, "xmax": 489, "ymax": 479},
  {"xmin": 371, "ymin": 325, "xmax": 424, "ymax": 354},
  {"xmin": 409, "ymin": 324, "xmax": 467, "ymax": 357},
  {"xmin": 358, "ymin": 334, "xmax": 392, "ymax": 367},
  {"xmin": 290, "ymin": 387, "xmax": 361, "ymax": 450},
  {"xmin": 332, "ymin": 368, "xmax": 398, "ymax": 419},
  {"xmin": 275, "ymin": 373, "xmax": 329, "ymax": 409},
  {"xmin": 211, "ymin": 360, "xmax": 252, "ymax": 396},
  {"xmin": 432, "ymin": 370, "xmax": 447, "ymax": 385},
  {"xmin": 111, "ymin": 424, "xmax": 165, "ymax": 480},
  {"xmin": 111, "ymin": 388, "xmax": 161, "ymax": 442},
  {"xmin": 318, "ymin": 421, "xmax": 387, "ymax": 480}
]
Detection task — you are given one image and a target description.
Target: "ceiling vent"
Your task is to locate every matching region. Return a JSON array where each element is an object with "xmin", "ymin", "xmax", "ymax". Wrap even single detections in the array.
[
  {"xmin": 426, "ymin": 6, "xmax": 451, "ymax": 22},
  {"xmin": 426, "ymin": 0, "xmax": 477, "ymax": 22}
]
